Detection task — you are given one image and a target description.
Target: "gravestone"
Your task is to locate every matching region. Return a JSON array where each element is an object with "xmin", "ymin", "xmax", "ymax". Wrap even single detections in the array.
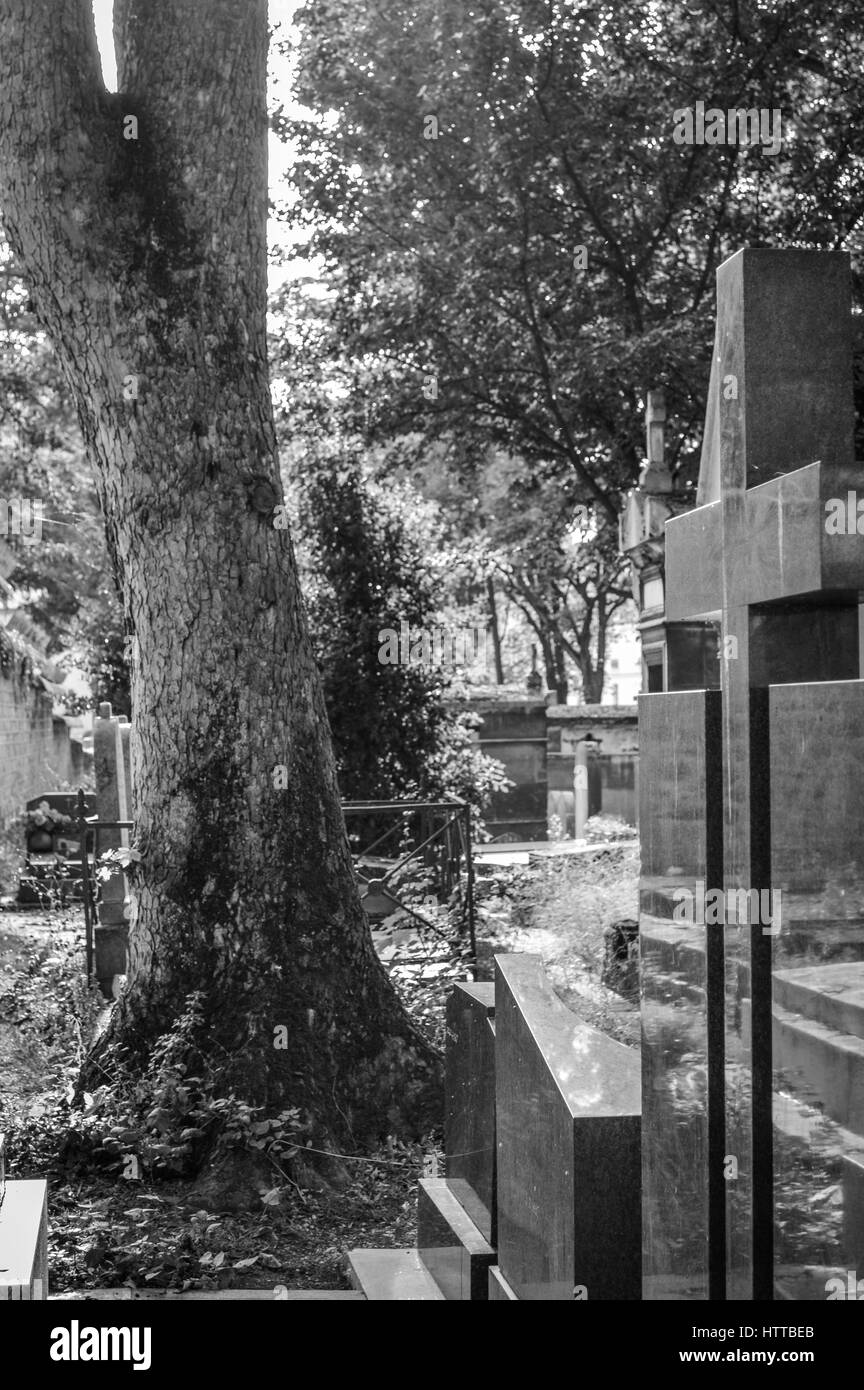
[
  {"xmin": 641, "ymin": 249, "xmax": 864, "ymax": 1300},
  {"xmin": 348, "ymin": 953, "xmax": 641, "ymax": 1300},
  {"xmin": 493, "ymin": 954, "xmax": 640, "ymax": 1300},
  {"xmin": 93, "ymin": 702, "xmax": 132, "ymax": 990},
  {"xmin": 0, "ymin": 1137, "xmax": 48, "ymax": 1300},
  {"xmin": 444, "ymin": 982, "xmax": 497, "ymax": 1243},
  {"xmin": 17, "ymin": 791, "xmax": 95, "ymax": 905}
]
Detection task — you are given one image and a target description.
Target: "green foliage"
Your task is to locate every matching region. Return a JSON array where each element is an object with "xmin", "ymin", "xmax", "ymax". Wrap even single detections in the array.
[
  {"xmin": 286, "ymin": 437, "xmax": 509, "ymax": 821},
  {"xmin": 286, "ymin": 0, "xmax": 864, "ymax": 489},
  {"xmin": 0, "ymin": 922, "xmax": 104, "ymax": 1171},
  {"xmin": 70, "ymin": 993, "xmax": 303, "ymax": 1180},
  {"xmin": 280, "ymin": 0, "xmax": 864, "ymax": 693},
  {"xmin": 416, "ymin": 707, "xmax": 512, "ymax": 837},
  {"xmin": 293, "ymin": 446, "xmax": 447, "ymax": 799},
  {"xmin": 0, "ymin": 240, "xmax": 118, "ymax": 660},
  {"xmin": 1, "ymin": 909, "xmax": 447, "ymax": 1291},
  {"xmin": 0, "ymin": 236, "xmax": 130, "ymax": 714},
  {"xmin": 409, "ymin": 442, "xmax": 633, "ymax": 700},
  {"xmin": 64, "ymin": 581, "xmax": 131, "ymax": 718}
]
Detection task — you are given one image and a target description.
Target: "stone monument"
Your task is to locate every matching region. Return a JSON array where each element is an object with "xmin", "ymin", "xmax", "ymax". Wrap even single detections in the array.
[{"xmin": 640, "ymin": 248, "xmax": 864, "ymax": 1300}]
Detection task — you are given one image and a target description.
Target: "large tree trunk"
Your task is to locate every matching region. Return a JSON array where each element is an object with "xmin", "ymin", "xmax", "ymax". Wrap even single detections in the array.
[{"xmin": 0, "ymin": 0, "xmax": 440, "ymax": 1186}]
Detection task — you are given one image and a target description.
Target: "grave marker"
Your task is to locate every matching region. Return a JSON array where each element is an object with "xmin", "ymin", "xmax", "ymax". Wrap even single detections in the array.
[
  {"xmin": 0, "ymin": 1131, "xmax": 48, "ymax": 1301},
  {"xmin": 494, "ymin": 954, "xmax": 641, "ymax": 1300},
  {"xmin": 349, "ymin": 954, "xmax": 640, "ymax": 1300},
  {"xmin": 641, "ymin": 249, "xmax": 864, "ymax": 1300}
]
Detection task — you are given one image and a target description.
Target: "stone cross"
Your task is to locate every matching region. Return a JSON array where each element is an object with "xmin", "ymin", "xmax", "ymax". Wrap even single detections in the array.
[
  {"xmin": 640, "ymin": 389, "xmax": 671, "ymax": 493},
  {"xmin": 641, "ymin": 249, "xmax": 864, "ymax": 1301}
]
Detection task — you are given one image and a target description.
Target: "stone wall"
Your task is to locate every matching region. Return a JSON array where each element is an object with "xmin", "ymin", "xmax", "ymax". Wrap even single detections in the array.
[{"xmin": 0, "ymin": 627, "xmax": 89, "ymax": 825}]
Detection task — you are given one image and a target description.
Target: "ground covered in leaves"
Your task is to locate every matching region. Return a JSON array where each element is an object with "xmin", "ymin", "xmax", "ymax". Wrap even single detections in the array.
[{"xmin": 0, "ymin": 906, "xmax": 449, "ymax": 1293}]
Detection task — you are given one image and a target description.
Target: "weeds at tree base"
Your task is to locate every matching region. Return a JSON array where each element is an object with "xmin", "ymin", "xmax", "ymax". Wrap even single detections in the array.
[{"xmin": 1, "ymin": 905, "xmax": 448, "ymax": 1291}]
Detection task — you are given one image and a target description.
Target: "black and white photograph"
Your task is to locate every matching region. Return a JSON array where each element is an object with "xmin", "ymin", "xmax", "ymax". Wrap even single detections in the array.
[{"xmin": 0, "ymin": 0, "xmax": 863, "ymax": 1362}]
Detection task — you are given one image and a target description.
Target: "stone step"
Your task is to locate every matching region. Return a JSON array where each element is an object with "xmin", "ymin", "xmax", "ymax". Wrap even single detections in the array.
[
  {"xmin": 0, "ymin": 1180, "xmax": 48, "ymax": 1300},
  {"xmin": 416, "ymin": 1178, "xmax": 495, "ymax": 1300},
  {"xmin": 773, "ymin": 1002, "xmax": 864, "ymax": 1136},
  {"xmin": 774, "ymin": 962, "xmax": 864, "ymax": 1041},
  {"xmin": 772, "ymin": 1088, "xmax": 864, "ymax": 1266},
  {"xmin": 346, "ymin": 1249, "xmax": 445, "ymax": 1301},
  {"xmin": 639, "ymin": 923, "xmax": 706, "ymax": 1005}
]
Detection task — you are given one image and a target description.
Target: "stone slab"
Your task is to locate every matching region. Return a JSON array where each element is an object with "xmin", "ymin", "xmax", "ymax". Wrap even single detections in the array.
[
  {"xmin": 94, "ymin": 924, "xmax": 128, "ymax": 982},
  {"xmin": 842, "ymin": 1155, "xmax": 864, "ymax": 1268},
  {"xmin": 668, "ymin": 464, "xmax": 864, "ymax": 622},
  {"xmin": 495, "ymin": 954, "xmax": 640, "ymax": 1300},
  {"xmin": 416, "ymin": 1178, "xmax": 495, "ymax": 1300},
  {"xmin": 774, "ymin": 963, "xmax": 864, "ymax": 1040},
  {"xmin": 767, "ymin": 680, "xmax": 864, "ymax": 1291},
  {"xmin": 474, "ymin": 840, "xmax": 635, "ymax": 865},
  {"xmin": 665, "ymin": 502, "xmax": 722, "ymax": 622},
  {"xmin": 703, "ymin": 249, "xmax": 855, "ymax": 496},
  {"xmin": 646, "ymin": 247, "xmax": 864, "ymax": 1305},
  {"xmin": 639, "ymin": 689, "xmax": 724, "ymax": 1301},
  {"xmin": 444, "ymin": 982, "xmax": 496, "ymax": 1240},
  {"xmin": 488, "ymin": 1266, "xmax": 518, "ymax": 1300},
  {"xmin": 773, "ymin": 1005, "xmax": 864, "ymax": 1136},
  {"xmin": 346, "ymin": 1249, "xmax": 445, "ymax": 1301},
  {"xmin": 0, "ymin": 1179, "xmax": 48, "ymax": 1299}
]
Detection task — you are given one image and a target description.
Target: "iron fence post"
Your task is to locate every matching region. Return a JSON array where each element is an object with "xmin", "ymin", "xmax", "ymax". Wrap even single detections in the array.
[{"xmin": 462, "ymin": 802, "xmax": 477, "ymax": 977}]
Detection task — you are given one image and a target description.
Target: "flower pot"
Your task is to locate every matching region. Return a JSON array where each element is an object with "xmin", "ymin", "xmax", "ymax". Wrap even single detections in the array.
[{"xmin": 28, "ymin": 829, "xmax": 54, "ymax": 853}]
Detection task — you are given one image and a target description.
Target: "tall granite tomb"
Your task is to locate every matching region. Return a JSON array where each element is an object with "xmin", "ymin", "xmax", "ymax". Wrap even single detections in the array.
[{"xmin": 641, "ymin": 249, "xmax": 864, "ymax": 1300}]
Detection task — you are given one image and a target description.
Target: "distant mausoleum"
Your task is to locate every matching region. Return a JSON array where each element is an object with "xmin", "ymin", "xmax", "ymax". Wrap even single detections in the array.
[
  {"xmin": 449, "ymin": 688, "xmax": 638, "ymax": 841},
  {"xmin": 619, "ymin": 388, "xmax": 719, "ymax": 691}
]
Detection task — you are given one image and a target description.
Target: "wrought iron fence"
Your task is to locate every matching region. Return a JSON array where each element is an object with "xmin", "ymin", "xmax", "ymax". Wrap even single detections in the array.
[
  {"xmin": 73, "ymin": 790, "xmax": 477, "ymax": 980},
  {"xmin": 342, "ymin": 796, "xmax": 477, "ymax": 966}
]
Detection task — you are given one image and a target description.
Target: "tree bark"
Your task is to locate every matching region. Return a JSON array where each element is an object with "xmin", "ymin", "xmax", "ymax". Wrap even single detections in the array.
[{"xmin": 0, "ymin": 0, "xmax": 440, "ymax": 1179}]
